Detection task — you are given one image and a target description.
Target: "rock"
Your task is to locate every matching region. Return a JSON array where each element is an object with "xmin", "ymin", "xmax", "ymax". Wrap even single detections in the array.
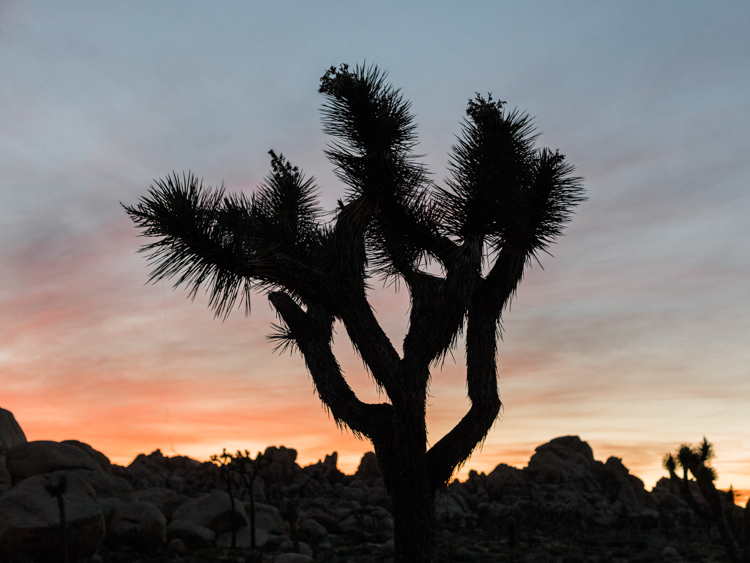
[
  {"xmin": 97, "ymin": 496, "xmax": 123, "ymax": 531},
  {"xmin": 264, "ymin": 445, "xmax": 298, "ymax": 466},
  {"xmin": 133, "ymin": 487, "xmax": 188, "ymax": 518},
  {"xmin": 260, "ymin": 446, "xmax": 300, "ymax": 485},
  {"xmin": 526, "ymin": 436, "xmax": 597, "ymax": 488},
  {"xmin": 168, "ymin": 537, "xmax": 187, "ymax": 552},
  {"xmin": 167, "ymin": 519, "xmax": 215, "ymax": 550},
  {"xmin": 0, "ymin": 471, "xmax": 105, "ymax": 561},
  {"xmin": 355, "ymin": 451, "xmax": 381, "ymax": 479},
  {"xmin": 299, "ymin": 506, "xmax": 338, "ymax": 532},
  {"xmin": 602, "ymin": 457, "xmax": 654, "ymax": 517},
  {"xmin": 297, "ymin": 517, "xmax": 328, "ymax": 543},
  {"xmin": 324, "ymin": 452, "xmax": 338, "ymax": 468},
  {"xmin": 171, "ymin": 489, "xmax": 248, "ymax": 534},
  {"xmin": 61, "ymin": 440, "xmax": 112, "ymax": 473},
  {"xmin": 125, "ymin": 450, "xmax": 171, "ymax": 488},
  {"xmin": 0, "ymin": 408, "xmax": 26, "ymax": 450},
  {"xmin": 5, "ymin": 441, "xmax": 100, "ymax": 481},
  {"xmin": 251, "ymin": 502, "xmax": 290, "ymax": 535},
  {"xmin": 66, "ymin": 468, "xmax": 133, "ymax": 500},
  {"xmin": 216, "ymin": 525, "xmax": 269, "ymax": 548},
  {"xmin": 436, "ymin": 491, "xmax": 470, "ymax": 524},
  {"xmin": 662, "ymin": 546, "xmax": 682, "ymax": 560},
  {"xmin": 0, "ymin": 455, "xmax": 10, "ymax": 495},
  {"xmin": 485, "ymin": 463, "xmax": 525, "ymax": 501},
  {"xmin": 109, "ymin": 501, "xmax": 167, "ymax": 552},
  {"xmin": 275, "ymin": 554, "xmax": 313, "ymax": 563}
]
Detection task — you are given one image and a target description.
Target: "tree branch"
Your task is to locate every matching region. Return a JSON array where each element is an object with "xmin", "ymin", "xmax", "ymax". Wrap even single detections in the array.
[
  {"xmin": 268, "ymin": 292, "xmax": 393, "ymax": 438},
  {"xmin": 425, "ymin": 247, "xmax": 527, "ymax": 487}
]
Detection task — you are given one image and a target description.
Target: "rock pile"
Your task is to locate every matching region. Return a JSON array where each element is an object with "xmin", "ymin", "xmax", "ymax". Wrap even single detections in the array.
[{"xmin": 0, "ymin": 408, "xmax": 737, "ymax": 562}]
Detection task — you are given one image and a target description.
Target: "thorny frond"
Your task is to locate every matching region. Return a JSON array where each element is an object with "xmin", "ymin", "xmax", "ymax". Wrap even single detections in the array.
[
  {"xmin": 123, "ymin": 172, "xmax": 257, "ymax": 319},
  {"xmin": 439, "ymin": 94, "xmax": 584, "ymax": 263},
  {"xmin": 267, "ymin": 320, "xmax": 301, "ymax": 356},
  {"xmin": 124, "ymin": 153, "xmax": 326, "ymax": 319}
]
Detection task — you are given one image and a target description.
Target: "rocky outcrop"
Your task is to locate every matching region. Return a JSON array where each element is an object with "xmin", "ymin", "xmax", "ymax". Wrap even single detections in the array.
[
  {"xmin": 0, "ymin": 471, "xmax": 105, "ymax": 561},
  {"xmin": 0, "ymin": 454, "xmax": 10, "ymax": 495},
  {"xmin": 166, "ymin": 519, "xmax": 215, "ymax": 550},
  {"xmin": 5, "ymin": 441, "xmax": 100, "ymax": 481},
  {"xmin": 0, "ymin": 408, "xmax": 26, "ymax": 450},
  {"xmin": 355, "ymin": 451, "xmax": 381, "ymax": 480},
  {"xmin": 0, "ymin": 409, "xmax": 734, "ymax": 561},
  {"xmin": 62, "ymin": 439, "xmax": 113, "ymax": 473},
  {"xmin": 108, "ymin": 500, "xmax": 167, "ymax": 551},
  {"xmin": 171, "ymin": 489, "xmax": 248, "ymax": 535}
]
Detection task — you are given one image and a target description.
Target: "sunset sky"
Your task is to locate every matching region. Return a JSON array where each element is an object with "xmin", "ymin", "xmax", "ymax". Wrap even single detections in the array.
[{"xmin": 1, "ymin": 2, "xmax": 749, "ymax": 499}]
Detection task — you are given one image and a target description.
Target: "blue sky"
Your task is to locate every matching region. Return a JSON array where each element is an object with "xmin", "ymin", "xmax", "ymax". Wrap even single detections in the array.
[{"xmin": 1, "ymin": 1, "xmax": 749, "ymax": 494}]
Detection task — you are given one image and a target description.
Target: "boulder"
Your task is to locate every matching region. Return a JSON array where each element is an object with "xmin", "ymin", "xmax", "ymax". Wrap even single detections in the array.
[
  {"xmin": 297, "ymin": 517, "xmax": 328, "ymax": 543},
  {"xmin": 0, "ymin": 408, "xmax": 26, "ymax": 450},
  {"xmin": 61, "ymin": 440, "xmax": 112, "ymax": 473},
  {"xmin": 124, "ymin": 450, "xmax": 171, "ymax": 489},
  {"xmin": 5, "ymin": 441, "xmax": 100, "ymax": 481},
  {"xmin": 264, "ymin": 445, "xmax": 298, "ymax": 466},
  {"xmin": 97, "ymin": 496, "xmax": 124, "ymax": 531},
  {"xmin": 168, "ymin": 537, "xmax": 187, "ymax": 552},
  {"xmin": 355, "ymin": 451, "xmax": 381, "ymax": 479},
  {"xmin": 526, "ymin": 436, "xmax": 598, "ymax": 489},
  {"xmin": 275, "ymin": 554, "xmax": 313, "ymax": 563},
  {"xmin": 603, "ymin": 456, "xmax": 652, "ymax": 513},
  {"xmin": 436, "ymin": 491, "xmax": 470, "ymax": 524},
  {"xmin": 0, "ymin": 471, "xmax": 105, "ymax": 561},
  {"xmin": 133, "ymin": 487, "xmax": 188, "ymax": 518},
  {"xmin": 108, "ymin": 501, "xmax": 167, "ymax": 552},
  {"xmin": 0, "ymin": 455, "xmax": 10, "ymax": 495},
  {"xmin": 260, "ymin": 446, "xmax": 300, "ymax": 484},
  {"xmin": 64, "ymin": 468, "xmax": 133, "ymax": 500},
  {"xmin": 171, "ymin": 489, "xmax": 248, "ymax": 534},
  {"xmin": 485, "ymin": 463, "xmax": 525, "ymax": 502},
  {"xmin": 251, "ymin": 502, "xmax": 290, "ymax": 535},
  {"xmin": 299, "ymin": 508, "xmax": 337, "ymax": 532},
  {"xmin": 216, "ymin": 525, "xmax": 269, "ymax": 548},
  {"xmin": 167, "ymin": 519, "xmax": 215, "ymax": 550}
]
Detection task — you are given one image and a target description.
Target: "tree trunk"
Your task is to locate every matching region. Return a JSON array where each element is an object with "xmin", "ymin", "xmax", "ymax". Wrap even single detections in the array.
[
  {"xmin": 387, "ymin": 396, "xmax": 437, "ymax": 563},
  {"xmin": 391, "ymin": 471, "xmax": 436, "ymax": 562}
]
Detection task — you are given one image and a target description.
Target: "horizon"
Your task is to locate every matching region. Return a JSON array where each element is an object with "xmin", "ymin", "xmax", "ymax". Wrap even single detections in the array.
[
  {"xmin": 6, "ymin": 406, "xmax": 749, "ymax": 505},
  {"xmin": 1, "ymin": 1, "xmax": 749, "ymax": 508}
]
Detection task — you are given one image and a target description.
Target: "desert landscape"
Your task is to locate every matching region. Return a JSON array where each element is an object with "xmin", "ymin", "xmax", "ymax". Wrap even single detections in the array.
[{"xmin": 2, "ymin": 407, "xmax": 746, "ymax": 562}]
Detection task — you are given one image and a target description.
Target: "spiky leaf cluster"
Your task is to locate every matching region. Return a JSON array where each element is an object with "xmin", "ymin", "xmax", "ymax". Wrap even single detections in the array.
[
  {"xmin": 664, "ymin": 437, "xmax": 718, "ymax": 482},
  {"xmin": 124, "ymin": 153, "xmax": 324, "ymax": 318},
  {"xmin": 439, "ymin": 94, "xmax": 584, "ymax": 262},
  {"xmin": 320, "ymin": 64, "xmax": 440, "ymax": 280}
]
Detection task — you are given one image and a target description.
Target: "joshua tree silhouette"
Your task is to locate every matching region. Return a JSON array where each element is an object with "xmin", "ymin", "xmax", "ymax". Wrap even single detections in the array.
[
  {"xmin": 665, "ymin": 438, "xmax": 750, "ymax": 563},
  {"xmin": 211, "ymin": 448, "xmax": 242, "ymax": 549},
  {"xmin": 126, "ymin": 63, "xmax": 584, "ymax": 561},
  {"xmin": 44, "ymin": 474, "xmax": 68, "ymax": 563},
  {"xmin": 231, "ymin": 449, "xmax": 265, "ymax": 550}
]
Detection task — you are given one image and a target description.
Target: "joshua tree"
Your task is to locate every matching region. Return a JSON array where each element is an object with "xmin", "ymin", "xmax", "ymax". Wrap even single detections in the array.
[
  {"xmin": 664, "ymin": 438, "xmax": 750, "ymax": 563},
  {"xmin": 125, "ymin": 63, "xmax": 584, "ymax": 562},
  {"xmin": 44, "ymin": 474, "xmax": 68, "ymax": 563},
  {"xmin": 211, "ymin": 448, "xmax": 241, "ymax": 548},
  {"xmin": 232, "ymin": 449, "xmax": 265, "ymax": 550}
]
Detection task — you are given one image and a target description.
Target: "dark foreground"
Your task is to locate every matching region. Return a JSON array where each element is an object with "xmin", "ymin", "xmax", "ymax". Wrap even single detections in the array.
[
  {"xmin": 95, "ymin": 526, "xmax": 730, "ymax": 563},
  {"xmin": 2, "ymin": 428, "xmax": 745, "ymax": 563}
]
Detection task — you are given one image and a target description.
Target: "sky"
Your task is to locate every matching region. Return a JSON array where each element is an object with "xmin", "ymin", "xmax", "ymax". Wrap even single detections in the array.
[{"xmin": 1, "ymin": 1, "xmax": 749, "ymax": 500}]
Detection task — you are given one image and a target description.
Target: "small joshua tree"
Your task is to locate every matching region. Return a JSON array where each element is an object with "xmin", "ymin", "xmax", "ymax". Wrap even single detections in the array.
[
  {"xmin": 211, "ymin": 448, "xmax": 240, "ymax": 548},
  {"xmin": 664, "ymin": 438, "xmax": 750, "ymax": 563},
  {"xmin": 232, "ymin": 449, "xmax": 265, "ymax": 550},
  {"xmin": 126, "ymin": 63, "xmax": 584, "ymax": 562},
  {"xmin": 44, "ymin": 474, "xmax": 68, "ymax": 563}
]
